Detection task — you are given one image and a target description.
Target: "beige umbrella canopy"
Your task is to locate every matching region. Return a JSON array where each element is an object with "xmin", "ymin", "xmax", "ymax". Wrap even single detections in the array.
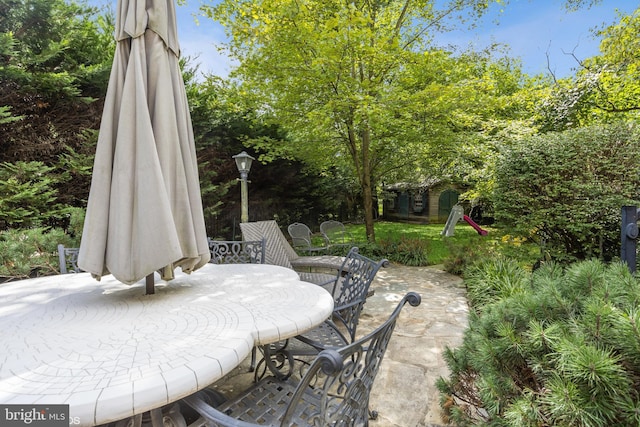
[{"xmin": 78, "ymin": 0, "xmax": 210, "ymax": 289}]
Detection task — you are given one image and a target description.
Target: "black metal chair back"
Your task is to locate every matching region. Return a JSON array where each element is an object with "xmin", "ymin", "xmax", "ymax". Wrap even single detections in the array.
[
  {"xmin": 207, "ymin": 239, "xmax": 265, "ymax": 264},
  {"xmin": 330, "ymin": 247, "xmax": 388, "ymax": 342}
]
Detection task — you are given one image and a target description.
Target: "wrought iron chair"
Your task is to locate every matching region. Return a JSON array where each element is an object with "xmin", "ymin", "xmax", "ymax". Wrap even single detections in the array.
[
  {"xmin": 320, "ymin": 220, "xmax": 354, "ymax": 249},
  {"xmin": 250, "ymin": 247, "xmax": 386, "ymax": 383},
  {"xmin": 182, "ymin": 292, "xmax": 421, "ymax": 426},
  {"xmin": 57, "ymin": 244, "xmax": 82, "ymax": 274},
  {"xmin": 287, "ymin": 222, "xmax": 327, "ymax": 254},
  {"xmin": 289, "ymin": 247, "xmax": 388, "ymax": 356},
  {"xmin": 207, "ymin": 239, "xmax": 265, "ymax": 264}
]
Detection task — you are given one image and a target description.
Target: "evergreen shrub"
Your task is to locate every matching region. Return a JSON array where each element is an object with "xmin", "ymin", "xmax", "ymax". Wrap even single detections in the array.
[
  {"xmin": 0, "ymin": 227, "xmax": 74, "ymax": 281},
  {"xmin": 0, "ymin": 208, "xmax": 84, "ymax": 281},
  {"xmin": 0, "ymin": 161, "xmax": 68, "ymax": 228},
  {"xmin": 438, "ymin": 257, "xmax": 640, "ymax": 426}
]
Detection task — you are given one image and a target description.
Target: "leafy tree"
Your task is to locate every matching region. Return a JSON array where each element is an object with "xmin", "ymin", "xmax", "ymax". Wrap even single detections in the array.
[
  {"xmin": 402, "ymin": 53, "xmax": 539, "ymax": 208},
  {"xmin": 204, "ymin": 0, "xmax": 511, "ymax": 242},
  {"xmin": 535, "ymin": 8, "xmax": 640, "ymax": 131},
  {"xmin": 493, "ymin": 124, "xmax": 640, "ymax": 263},
  {"xmin": 579, "ymin": 8, "xmax": 640, "ymax": 117},
  {"xmin": 187, "ymin": 73, "xmax": 353, "ymax": 237}
]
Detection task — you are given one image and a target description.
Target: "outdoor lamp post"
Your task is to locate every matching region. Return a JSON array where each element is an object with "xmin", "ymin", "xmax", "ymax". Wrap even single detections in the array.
[{"xmin": 233, "ymin": 151, "xmax": 255, "ymax": 223}]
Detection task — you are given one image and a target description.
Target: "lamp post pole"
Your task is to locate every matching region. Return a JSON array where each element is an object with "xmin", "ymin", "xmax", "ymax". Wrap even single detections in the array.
[
  {"xmin": 233, "ymin": 151, "xmax": 255, "ymax": 224},
  {"xmin": 239, "ymin": 172, "xmax": 249, "ymax": 223}
]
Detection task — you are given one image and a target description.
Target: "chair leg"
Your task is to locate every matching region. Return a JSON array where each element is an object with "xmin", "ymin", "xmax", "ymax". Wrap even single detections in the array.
[{"xmin": 249, "ymin": 347, "xmax": 257, "ymax": 372}]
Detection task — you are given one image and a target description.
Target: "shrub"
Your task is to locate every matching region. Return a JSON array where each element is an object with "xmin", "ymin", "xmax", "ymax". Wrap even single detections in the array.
[
  {"xmin": 0, "ymin": 161, "xmax": 68, "ymax": 229},
  {"xmin": 493, "ymin": 124, "xmax": 640, "ymax": 263},
  {"xmin": 437, "ymin": 258, "xmax": 640, "ymax": 426},
  {"xmin": 0, "ymin": 227, "xmax": 75, "ymax": 281},
  {"xmin": 0, "ymin": 208, "xmax": 84, "ymax": 281},
  {"xmin": 376, "ymin": 236, "xmax": 429, "ymax": 266},
  {"xmin": 442, "ymin": 237, "xmax": 490, "ymax": 275}
]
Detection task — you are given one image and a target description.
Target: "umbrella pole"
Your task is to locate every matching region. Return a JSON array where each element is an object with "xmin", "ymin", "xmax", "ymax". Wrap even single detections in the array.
[{"xmin": 145, "ymin": 273, "xmax": 155, "ymax": 294}]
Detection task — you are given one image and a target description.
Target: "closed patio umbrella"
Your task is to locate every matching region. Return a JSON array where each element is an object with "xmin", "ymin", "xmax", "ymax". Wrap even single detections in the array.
[{"xmin": 78, "ymin": 0, "xmax": 210, "ymax": 291}]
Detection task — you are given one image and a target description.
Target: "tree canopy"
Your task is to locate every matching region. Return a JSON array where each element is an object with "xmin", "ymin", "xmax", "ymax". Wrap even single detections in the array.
[{"xmin": 204, "ymin": 0, "xmax": 528, "ymax": 241}]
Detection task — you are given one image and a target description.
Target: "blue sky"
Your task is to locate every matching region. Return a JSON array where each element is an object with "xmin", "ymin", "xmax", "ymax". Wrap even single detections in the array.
[
  {"xmin": 439, "ymin": 0, "xmax": 637, "ymax": 78},
  {"xmin": 87, "ymin": 0, "xmax": 637, "ymax": 79}
]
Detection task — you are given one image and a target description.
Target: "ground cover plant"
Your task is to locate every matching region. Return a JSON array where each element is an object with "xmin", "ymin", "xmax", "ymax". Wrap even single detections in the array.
[{"xmin": 437, "ymin": 257, "xmax": 640, "ymax": 426}]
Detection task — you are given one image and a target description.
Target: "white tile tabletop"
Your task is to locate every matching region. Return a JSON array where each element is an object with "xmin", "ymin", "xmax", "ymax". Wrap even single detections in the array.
[{"xmin": 0, "ymin": 264, "xmax": 334, "ymax": 426}]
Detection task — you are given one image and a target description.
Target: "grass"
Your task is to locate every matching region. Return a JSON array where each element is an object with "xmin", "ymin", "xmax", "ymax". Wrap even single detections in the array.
[
  {"xmin": 336, "ymin": 220, "xmax": 540, "ymax": 270},
  {"xmin": 305, "ymin": 220, "xmax": 540, "ymax": 272}
]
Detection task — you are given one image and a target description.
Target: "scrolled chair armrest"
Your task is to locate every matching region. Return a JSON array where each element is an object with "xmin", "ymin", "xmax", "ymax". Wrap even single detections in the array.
[
  {"xmin": 316, "ymin": 348, "xmax": 343, "ymax": 375},
  {"xmin": 405, "ymin": 291, "xmax": 422, "ymax": 307}
]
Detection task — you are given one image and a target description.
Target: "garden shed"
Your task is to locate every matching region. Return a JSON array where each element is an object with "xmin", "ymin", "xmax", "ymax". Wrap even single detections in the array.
[{"xmin": 382, "ymin": 179, "xmax": 466, "ymax": 223}]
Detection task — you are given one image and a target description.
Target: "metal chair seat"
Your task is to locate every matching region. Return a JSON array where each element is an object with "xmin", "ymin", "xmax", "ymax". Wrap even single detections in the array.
[
  {"xmin": 183, "ymin": 292, "xmax": 422, "ymax": 427},
  {"xmin": 211, "ymin": 376, "xmax": 322, "ymax": 425},
  {"xmin": 294, "ymin": 320, "xmax": 349, "ymax": 352}
]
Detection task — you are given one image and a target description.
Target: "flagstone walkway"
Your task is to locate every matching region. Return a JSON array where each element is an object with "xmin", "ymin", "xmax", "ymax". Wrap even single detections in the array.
[{"xmin": 363, "ymin": 264, "xmax": 468, "ymax": 427}]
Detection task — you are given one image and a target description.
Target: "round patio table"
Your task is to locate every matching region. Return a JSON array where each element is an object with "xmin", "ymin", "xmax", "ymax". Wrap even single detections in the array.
[{"xmin": 0, "ymin": 264, "xmax": 334, "ymax": 426}]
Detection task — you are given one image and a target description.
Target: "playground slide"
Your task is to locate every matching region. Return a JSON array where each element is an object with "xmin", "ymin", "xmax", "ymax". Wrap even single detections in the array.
[{"xmin": 463, "ymin": 215, "xmax": 488, "ymax": 236}]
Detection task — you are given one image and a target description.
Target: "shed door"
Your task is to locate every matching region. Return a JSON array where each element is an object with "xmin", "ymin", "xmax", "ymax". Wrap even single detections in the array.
[
  {"xmin": 398, "ymin": 192, "xmax": 409, "ymax": 218},
  {"xmin": 438, "ymin": 189, "xmax": 459, "ymax": 219}
]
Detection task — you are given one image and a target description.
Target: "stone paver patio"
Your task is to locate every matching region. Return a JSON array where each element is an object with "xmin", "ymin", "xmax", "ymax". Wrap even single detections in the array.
[{"xmin": 210, "ymin": 263, "xmax": 469, "ymax": 427}]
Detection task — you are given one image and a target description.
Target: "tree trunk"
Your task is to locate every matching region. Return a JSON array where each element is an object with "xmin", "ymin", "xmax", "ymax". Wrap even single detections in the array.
[
  {"xmin": 346, "ymin": 120, "xmax": 376, "ymax": 243},
  {"xmin": 361, "ymin": 128, "xmax": 376, "ymax": 243}
]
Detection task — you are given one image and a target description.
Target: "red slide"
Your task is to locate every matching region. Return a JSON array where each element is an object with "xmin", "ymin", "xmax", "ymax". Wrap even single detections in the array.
[{"xmin": 463, "ymin": 215, "xmax": 488, "ymax": 236}]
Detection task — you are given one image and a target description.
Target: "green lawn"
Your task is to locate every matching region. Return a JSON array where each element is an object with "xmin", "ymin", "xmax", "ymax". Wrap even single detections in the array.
[{"xmin": 346, "ymin": 221, "xmax": 539, "ymax": 265}]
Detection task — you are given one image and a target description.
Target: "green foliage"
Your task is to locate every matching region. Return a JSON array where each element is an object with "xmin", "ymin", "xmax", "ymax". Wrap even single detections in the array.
[
  {"xmin": 493, "ymin": 124, "xmax": 640, "ymax": 263},
  {"xmin": 0, "ymin": 227, "xmax": 76, "ymax": 280},
  {"xmin": 0, "ymin": 0, "xmax": 113, "ymax": 95},
  {"xmin": 462, "ymin": 256, "xmax": 529, "ymax": 310},
  {"xmin": 0, "ymin": 105, "xmax": 22, "ymax": 124},
  {"xmin": 535, "ymin": 8, "xmax": 640, "ymax": 131},
  {"xmin": 345, "ymin": 222, "xmax": 535, "ymax": 273},
  {"xmin": 206, "ymin": 0, "xmax": 525, "ymax": 242},
  {"xmin": 187, "ymin": 75, "xmax": 356, "ymax": 237},
  {"xmin": 438, "ymin": 258, "xmax": 640, "ymax": 426},
  {"xmin": 0, "ymin": 161, "xmax": 70, "ymax": 228},
  {"xmin": 443, "ymin": 236, "xmax": 494, "ymax": 276},
  {"xmin": 375, "ymin": 236, "xmax": 429, "ymax": 266},
  {"xmin": 0, "ymin": 0, "xmax": 113, "ymax": 164}
]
